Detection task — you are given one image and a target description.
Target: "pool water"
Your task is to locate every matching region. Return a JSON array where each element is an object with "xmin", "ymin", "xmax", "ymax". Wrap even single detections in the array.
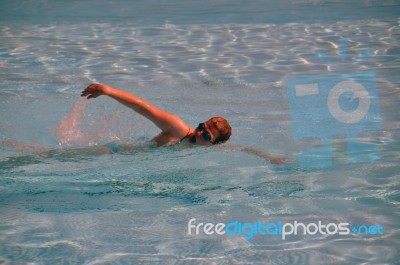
[{"xmin": 1, "ymin": 0, "xmax": 400, "ymax": 264}]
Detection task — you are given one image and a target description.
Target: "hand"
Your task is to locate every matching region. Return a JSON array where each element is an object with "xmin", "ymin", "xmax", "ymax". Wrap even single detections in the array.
[{"xmin": 81, "ymin": 83, "xmax": 111, "ymax": 99}]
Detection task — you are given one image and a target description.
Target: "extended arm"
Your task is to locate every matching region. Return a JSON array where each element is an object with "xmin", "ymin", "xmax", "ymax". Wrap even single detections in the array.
[
  {"xmin": 81, "ymin": 83, "xmax": 189, "ymax": 137},
  {"xmin": 220, "ymin": 144, "xmax": 287, "ymax": 164},
  {"xmin": 240, "ymin": 146, "xmax": 287, "ymax": 164}
]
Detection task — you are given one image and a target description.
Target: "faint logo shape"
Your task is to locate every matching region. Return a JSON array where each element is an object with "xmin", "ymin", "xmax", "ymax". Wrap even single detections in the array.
[{"xmin": 286, "ymin": 39, "xmax": 382, "ymax": 168}]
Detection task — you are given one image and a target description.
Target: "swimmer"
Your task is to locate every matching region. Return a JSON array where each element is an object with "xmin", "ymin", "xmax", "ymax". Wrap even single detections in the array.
[
  {"xmin": 80, "ymin": 83, "xmax": 286, "ymax": 164},
  {"xmin": 81, "ymin": 83, "xmax": 230, "ymax": 147}
]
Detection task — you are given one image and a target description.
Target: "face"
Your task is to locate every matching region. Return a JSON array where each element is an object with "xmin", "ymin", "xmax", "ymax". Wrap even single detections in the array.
[{"xmin": 189, "ymin": 122, "xmax": 219, "ymax": 145}]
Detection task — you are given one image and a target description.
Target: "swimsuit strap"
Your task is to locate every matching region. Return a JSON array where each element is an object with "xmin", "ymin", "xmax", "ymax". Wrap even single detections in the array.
[{"xmin": 180, "ymin": 127, "xmax": 191, "ymax": 142}]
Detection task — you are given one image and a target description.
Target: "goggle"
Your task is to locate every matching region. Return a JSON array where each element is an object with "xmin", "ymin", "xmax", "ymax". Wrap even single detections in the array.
[{"xmin": 197, "ymin": 123, "xmax": 212, "ymax": 143}]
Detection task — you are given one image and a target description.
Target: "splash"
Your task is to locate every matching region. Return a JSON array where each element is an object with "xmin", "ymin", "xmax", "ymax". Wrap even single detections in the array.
[
  {"xmin": 55, "ymin": 97, "xmax": 90, "ymax": 146},
  {"xmin": 55, "ymin": 97, "xmax": 129, "ymax": 146}
]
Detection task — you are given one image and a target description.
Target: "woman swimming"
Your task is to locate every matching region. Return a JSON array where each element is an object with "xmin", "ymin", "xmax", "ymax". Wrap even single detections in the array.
[{"xmin": 81, "ymin": 83, "xmax": 286, "ymax": 164}]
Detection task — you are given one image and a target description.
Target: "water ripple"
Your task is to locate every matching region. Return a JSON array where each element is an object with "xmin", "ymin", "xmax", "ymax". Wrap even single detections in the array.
[{"xmin": 1, "ymin": 20, "xmax": 399, "ymax": 92}]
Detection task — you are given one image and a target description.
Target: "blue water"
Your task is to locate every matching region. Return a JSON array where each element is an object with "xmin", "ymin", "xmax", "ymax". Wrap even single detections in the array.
[{"xmin": 1, "ymin": 0, "xmax": 400, "ymax": 264}]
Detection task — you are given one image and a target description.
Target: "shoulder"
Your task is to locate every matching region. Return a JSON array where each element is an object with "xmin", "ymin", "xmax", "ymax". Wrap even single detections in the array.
[{"xmin": 152, "ymin": 131, "xmax": 182, "ymax": 146}]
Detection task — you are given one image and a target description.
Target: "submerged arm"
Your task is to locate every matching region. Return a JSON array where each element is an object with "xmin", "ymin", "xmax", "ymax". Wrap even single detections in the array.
[
  {"xmin": 1, "ymin": 139, "xmax": 47, "ymax": 154},
  {"xmin": 240, "ymin": 146, "xmax": 287, "ymax": 164},
  {"xmin": 220, "ymin": 144, "xmax": 286, "ymax": 164}
]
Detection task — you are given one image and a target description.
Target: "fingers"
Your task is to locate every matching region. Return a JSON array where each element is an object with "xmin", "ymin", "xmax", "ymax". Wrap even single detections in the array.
[
  {"xmin": 80, "ymin": 89, "xmax": 92, "ymax": 97},
  {"xmin": 80, "ymin": 90, "xmax": 88, "ymax": 97},
  {"xmin": 80, "ymin": 91, "xmax": 93, "ymax": 98},
  {"xmin": 80, "ymin": 83, "xmax": 99, "ymax": 98}
]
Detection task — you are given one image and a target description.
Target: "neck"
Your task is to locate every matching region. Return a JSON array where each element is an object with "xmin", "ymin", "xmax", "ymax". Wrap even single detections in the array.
[
  {"xmin": 180, "ymin": 127, "xmax": 194, "ymax": 143},
  {"xmin": 188, "ymin": 128, "xmax": 197, "ymax": 143}
]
